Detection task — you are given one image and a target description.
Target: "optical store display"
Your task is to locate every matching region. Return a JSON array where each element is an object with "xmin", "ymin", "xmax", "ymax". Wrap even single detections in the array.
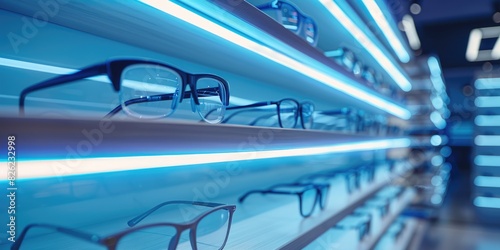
[{"xmin": 1, "ymin": 0, "xmax": 453, "ymax": 249}]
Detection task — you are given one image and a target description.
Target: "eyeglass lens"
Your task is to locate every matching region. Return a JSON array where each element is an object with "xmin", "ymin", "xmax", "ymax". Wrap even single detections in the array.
[
  {"xmin": 300, "ymin": 187, "xmax": 318, "ymax": 217},
  {"xmin": 303, "ymin": 18, "xmax": 317, "ymax": 44},
  {"xmin": 301, "ymin": 102, "xmax": 315, "ymax": 129},
  {"xmin": 194, "ymin": 208, "xmax": 231, "ymax": 250},
  {"xmin": 278, "ymin": 99, "xmax": 299, "ymax": 128},
  {"xmin": 279, "ymin": 3, "xmax": 299, "ymax": 31},
  {"xmin": 119, "ymin": 64, "xmax": 226, "ymax": 122},
  {"xmin": 120, "ymin": 64, "xmax": 182, "ymax": 119},
  {"xmin": 194, "ymin": 77, "xmax": 227, "ymax": 123}
]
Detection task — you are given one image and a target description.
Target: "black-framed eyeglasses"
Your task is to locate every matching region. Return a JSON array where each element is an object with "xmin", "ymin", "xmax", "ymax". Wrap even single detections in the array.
[
  {"xmin": 257, "ymin": 0, "xmax": 318, "ymax": 46},
  {"xmin": 239, "ymin": 182, "xmax": 329, "ymax": 217},
  {"xmin": 19, "ymin": 59, "xmax": 230, "ymax": 123},
  {"xmin": 223, "ymin": 98, "xmax": 315, "ymax": 129},
  {"xmin": 11, "ymin": 201, "xmax": 236, "ymax": 250}
]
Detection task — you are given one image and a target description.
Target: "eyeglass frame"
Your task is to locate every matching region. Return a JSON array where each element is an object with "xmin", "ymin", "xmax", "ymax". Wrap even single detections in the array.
[
  {"xmin": 222, "ymin": 98, "xmax": 315, "ymax": 129},
  {"xmin": 18, "ymin": 59, "xmax": 230, "ymax": 123},
  {"xmin": 256, "ymin": 0, "xmax": 319, "ymax": 46},
  {"xmin": 238, "ymin": 182, "xmax": 329, "ymax": 217},
  {"xmin": 11, "ymin": 200, "xmax": 236, "ymax": 250}
]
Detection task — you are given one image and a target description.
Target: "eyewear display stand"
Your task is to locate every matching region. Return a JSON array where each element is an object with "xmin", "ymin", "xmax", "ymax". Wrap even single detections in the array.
[{"xmin": 0, "ymin": 0, "xmax": 431, "ymax": 249}]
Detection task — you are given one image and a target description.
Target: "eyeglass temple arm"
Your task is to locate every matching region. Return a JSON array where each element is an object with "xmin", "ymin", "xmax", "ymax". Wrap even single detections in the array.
[
  {"xmin": 218, "ymin": 101, "xmax": 273, "ymax": 123},
  {"xmin": 238, "ymin": 189, "xmax": 299, "ymax": 203},
  {"xmin": 11, "ymin": 223, "xmax": 101, "ymax": 250},
  {"xmin": 127, "ymin": 200, "xmax": 225, "ymax": 227},
  {"xmin": 105, "ymin": 87, "xmax": 221, "ymax": 118},
  {"xmin": 19, "ymin": 63, "xmax": 108, "ymax": 116}
]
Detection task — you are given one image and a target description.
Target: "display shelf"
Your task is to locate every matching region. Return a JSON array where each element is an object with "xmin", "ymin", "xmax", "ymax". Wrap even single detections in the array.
[
  {"xmin": 1, "ymin": 0, "xmax": 411, "ymax": 119},
  {"xmin": 357, "ymin": 187, "xmax": 415, "ymax": 250},
  {"xmin": 226, "ymin": 173, "xmax": 414, "ymax": 249}
]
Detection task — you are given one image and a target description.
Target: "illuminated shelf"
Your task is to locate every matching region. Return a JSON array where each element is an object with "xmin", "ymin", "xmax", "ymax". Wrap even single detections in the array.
[
  {"xmin": 226, "ymin": 173, "xmax": 413, "ymax": 249},
  {"xmin": 1, "ymin": 0, "xmax": 410, "ymax": 119},
  {"xmin": 0, "ymin": 116, "xmax": 411, "ymax": 179}
]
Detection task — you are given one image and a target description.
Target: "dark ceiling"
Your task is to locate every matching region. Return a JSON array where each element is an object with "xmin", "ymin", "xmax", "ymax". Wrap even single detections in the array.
[
  {"xmin": 397, "ymin": 0, "xmax": 499, "ymax": 75},
  {"xmin": 390, "ymin": 0, "xmax": 500, "ymax": 122}
]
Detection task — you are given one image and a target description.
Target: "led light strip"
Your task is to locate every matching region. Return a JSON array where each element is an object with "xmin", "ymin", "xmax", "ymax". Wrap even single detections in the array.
[
  {"xmin": 402, "ymin": 15, "xmax": 421, "ymax": 50},
  {"xmin": 474, "ymin": 196, "xmax": 500, "ymax": 209},
  {"xmin": 475, "ymin": 96, "xmax": 500, "ymax": 108},
  {"xmin": 0, "ymin": 138, "xmax": 410, "ymax": 179},
  {"xmin": 475, "ymin": 135, "xmax": 500, "ymax": 146},
  {"xmin": 475, "ymin": 115, "xmax": 500, "ymax": 126},
  {"xmin": 475, "ymin": 77, "xmax": 500, "ymax": 89},
  {"xmin": 475, "ymin": 155, "xmax": 500, "ymax": 167},
  {"xmin": 474, "ymin": 176, "xmax": 500, "ymax": 188},
  {"xmin": 319, "ymin": 0, "xmax": 412, "ymax": 91},
  {"xmin": 361, "ymin": 0, "xmax": 410, "ymax": 63},
  {"xmin": 138, "ymin": 0, "xmax": 411, "ymax": 119}
]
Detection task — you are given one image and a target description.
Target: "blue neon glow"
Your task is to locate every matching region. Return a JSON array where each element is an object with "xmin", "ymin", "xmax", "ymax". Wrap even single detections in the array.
[
  {"xmin": 0, "ymin": 138, "xmax": 411, "ymax": 179},
  {"xmin": 475, "ymin": 78, "xmax": 500, "ymax": 90},
  {"xmin": 474, "ymin": 196, "xmax": 500, "ymax": 209},
  {"xmin": 474, "ymin": 176, "xmax": 500, "ymax": 188},
  {"xmin": 430, "ymin": 111, "xmax": 446, "ymax": 129},
  {"xmin": 138, "ymin": 0, "xmax": 412, "ymax": 119},
  {"xmin": 319, "ymin": 0, "xmax": 412, "ymax": 91},
  {"xmin": 360, "ymin": 0, "xmax": 410, "ymax": 63},
  {"xmin": 475, "ymin": 155, "xmax": 500, "ymax": 167},
  {"xmin": 427, "ymin": 56, "xmax": 442, "ymax": 77},
  {"xmin": 474, "ymin": 135, "xmax": 500, "ymax": 146},
  {"xmin": 475, "ymin": 96, "xmax": 500, "ymax": 108},
  {"xmin": 430, "ymin": 135, "xmax": 442, "ymax": 146},
  {"xmin": 475, "ymin": 115, "xmax": 500, "ymax": 126}
]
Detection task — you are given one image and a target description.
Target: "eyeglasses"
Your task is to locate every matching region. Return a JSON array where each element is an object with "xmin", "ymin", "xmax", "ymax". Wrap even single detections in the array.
[
  {"xmin": 334, "ymin": 212, "xmax": 372, "ymax": 240},
  {"xmin": 19, "ymin": 59, "xmax": 230, "ymax": 123},
  {"xmin": 11, "ymin": 201, "xmax": 236, "ymax": 250},
  {"xmin": 344, "ymin": 165, "xmax": 376, "ymax": 194},
  {"xmin": 239, "ymin": 182, "xmax": 329, "ymax": 217},
  {"xmin": 257, "ymin": 0, "xmax": 318, "ymax": 46},
  {"xmin": 223, "ymin": 98, "xmax": 315, "ymax": 129}
]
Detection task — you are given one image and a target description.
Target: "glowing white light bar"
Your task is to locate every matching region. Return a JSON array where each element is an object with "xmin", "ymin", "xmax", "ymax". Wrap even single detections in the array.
[
  {"xmin": 475, "ymin": 135, "xmax": 500, "ymax": 146},
  {"xmin": 475, "ymin": 77, "xmax": 500, "ymax": 89},
  {"xmin": 474, "ymin": 196, "xmax": 500, "ymax": 209},
  {"xmin": 318, "ymin": 0, "xmax": 412, "ymax": 91},
  {"xmin": 0, "ymin": 57, "xmax": 76, "ymax": 74},
  {"xmin": 0, "ymin": 138, "xmax": 410, "ymax": 179},
  {"xmin": 475, "ymin": 115, "xmax": 500, "ymax": 126},
  {"xmin": 361, "ymin": 0, "xmax": 410, "ymax": 63},
  {"xmin": 475, "ymin": 155, "xmax": 500, "ymax": 166},
  {"xmin": 401, "ymin": 15, "xmax": 420, "ymax": 50},
  {"xmin": 474, "ymin": 176, "xmax": 500, "ymax": 188},
  {"xmin": 139, "ymin": 0, "xmax": 411, "ymax": 119},
  {"xmin": 475, "ymin": 96, "xmax": 500, "ymax": 108},
  {"xmin": 427, "ymin": 57, "xmax": 442, "ymax": 77},
  {"xmin": 466, "ymin": 27, "xmax": 500, "ymax": 62}
]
